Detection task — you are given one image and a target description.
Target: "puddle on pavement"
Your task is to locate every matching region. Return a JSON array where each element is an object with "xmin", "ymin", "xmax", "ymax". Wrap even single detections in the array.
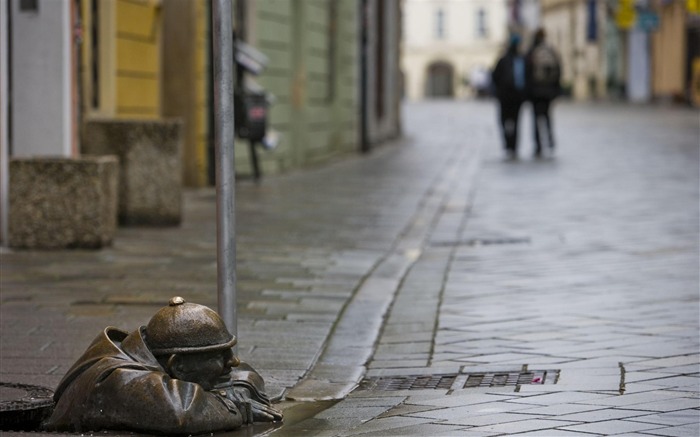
[{"xmin": 217, "ymin": 400, "xmax": 338, "ymax": 437}]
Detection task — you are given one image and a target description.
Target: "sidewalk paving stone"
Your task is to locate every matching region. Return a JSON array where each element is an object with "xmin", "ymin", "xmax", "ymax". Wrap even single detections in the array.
[
  {"xmin": 559, "ymin": 419, "xmax": 666, "ymax": 435},
  {"xmin": 626, "ymin": 409, "xmax": 700, "ymax": 426}
]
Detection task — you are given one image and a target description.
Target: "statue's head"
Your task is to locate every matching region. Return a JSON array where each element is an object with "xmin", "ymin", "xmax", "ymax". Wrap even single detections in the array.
[{"xmin": 145, "ymin": 297, "xmax": 239, "ymax": 390}]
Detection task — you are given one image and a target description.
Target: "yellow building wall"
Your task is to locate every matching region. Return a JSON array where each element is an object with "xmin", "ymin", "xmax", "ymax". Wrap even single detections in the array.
[
  {"xmin": 162, "ymin": 0, "xmax": 210, "ymax": 187},
  {"xmin": 192, "ymin": 1, "xmax": 210, "ymax": 186},
  {"xmin": 115, "ymin": 0, "xmax": 162, "ymax": 117},
  {"xmin": 80, "ymin": 0, "xmax": 162, "ymax": 119},
  {"xmin": 82, "ymin": 0, "xmax": 213, "ymax": 184},
  {"xmin": 652, "ymin": 2, "xmax": 686, "ymax": 98}
]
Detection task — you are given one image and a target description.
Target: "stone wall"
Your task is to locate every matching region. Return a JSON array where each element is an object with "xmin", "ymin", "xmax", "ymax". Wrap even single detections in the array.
[
  {"xmin": 9, "ymin": 156, "xmax": 119, "ymax": 249},
  {"xmin": 83, "ymin": 119, "xmax": 183, "ymax": 226}
]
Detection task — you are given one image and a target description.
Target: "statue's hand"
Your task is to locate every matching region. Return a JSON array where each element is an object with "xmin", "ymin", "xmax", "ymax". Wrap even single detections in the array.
[
  {"xmin": 217, "ymin": 386, "xmax": 282, "ymax": 424},
  {"xmin": 248, "ymin": 397, "xmax": 283, "ymax": 423}
]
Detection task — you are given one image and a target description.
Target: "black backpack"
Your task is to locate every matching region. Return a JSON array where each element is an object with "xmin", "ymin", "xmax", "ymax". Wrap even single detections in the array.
[{"xmin": 530, "ymin": 44, "xmax": 559, "ymax": 86}]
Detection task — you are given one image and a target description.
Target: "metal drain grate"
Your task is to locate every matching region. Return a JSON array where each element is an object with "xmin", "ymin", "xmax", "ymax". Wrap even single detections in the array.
[
  {"xmin": 464, "ymin": 369, "xmax": 558, "ymax": 388},
  {"xmin": 432, "ymin": 237, "xmax": 531, "ymax": 247},
  {"xmin": 369, "ymin": 375, "xmax": 457, "ymax": 391},
  {"xmin": 363, "ymin": 369, "xmax": 559, "ymax": 391}
]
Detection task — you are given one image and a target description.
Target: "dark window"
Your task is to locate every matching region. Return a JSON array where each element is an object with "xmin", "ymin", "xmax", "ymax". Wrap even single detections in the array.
[
  {"xmin": 90, "ymin": 0, "xmax": 99, "ymax": 109},
  {"xmin": 435, "ymin": 8, "xmax": 445, "ymax": 39},
  {"xmin": 19, "ymin": 0, "xmax": 38, "ymax": 12},
  {"xmin": 476, "ymin": 8, "xmax": 488, "ymax": 39}
]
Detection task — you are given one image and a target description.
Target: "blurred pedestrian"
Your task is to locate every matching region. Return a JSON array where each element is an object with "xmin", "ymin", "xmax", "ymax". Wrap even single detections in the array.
[
  {"xmin": 491, "ymin": 33, "xmax": 527, "ymax": 160},
  {"xmin": 526, "ymin": 28, "xmax": 561, "ymax": 158}
]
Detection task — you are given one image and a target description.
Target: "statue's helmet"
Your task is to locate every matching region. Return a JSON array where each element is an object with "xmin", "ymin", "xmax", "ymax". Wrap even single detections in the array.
[{"xmin": 146, "ymin": 297, "xmax": 237, "ymax": 356}]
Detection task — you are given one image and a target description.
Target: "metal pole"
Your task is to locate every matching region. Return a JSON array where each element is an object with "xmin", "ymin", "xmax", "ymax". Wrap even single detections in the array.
[
  {"xmin": 212, "ymin": 0, "xmax": 237, "ymax": 339},
  {"xmin": 0, "ymin": 0, "xmax": 9, "ymax": 246}
]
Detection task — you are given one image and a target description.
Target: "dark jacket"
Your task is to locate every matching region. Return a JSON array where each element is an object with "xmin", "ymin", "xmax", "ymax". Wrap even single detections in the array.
[
  {"xmin": 491, "ymin": 45, "xmax": 527, "ymax": 103},
  {"xmin": 44, "ymin": 327, "xmax": 243, "ymax": 435}
]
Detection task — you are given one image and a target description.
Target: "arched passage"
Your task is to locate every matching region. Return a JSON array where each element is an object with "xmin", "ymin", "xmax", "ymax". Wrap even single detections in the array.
[{"xmin": 425, "ymin": 61, "xmax": 454, "ymax": 98}]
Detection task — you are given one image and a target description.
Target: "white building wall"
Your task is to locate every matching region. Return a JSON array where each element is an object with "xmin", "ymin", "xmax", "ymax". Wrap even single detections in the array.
[
  {"xmin": 516, "ymin": 0, "xmax": 542, "ymax": 32},
  {"xmin": 540, "ymin": 0, "xmax": 607, "ymax": 101},
  {"xmin": 10, "ymin": 0, "xmax": 72, "ymax": 157},
  {"xmin": 627, "ymin": 28, "xmax": 651, "ymax": 102},
  {"xmin": 402, "ymin": 0, "xmax": 508, "ymax": 100}
]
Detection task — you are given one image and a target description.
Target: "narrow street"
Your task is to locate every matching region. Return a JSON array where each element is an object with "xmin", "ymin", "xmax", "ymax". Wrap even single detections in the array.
[
  {"xmin": 270, "ymin": 100, "xmax": 700, "ymax": 436},
  {"xmin": 1, "ymin": 100, "xmax": 698, "ymax": 436}
]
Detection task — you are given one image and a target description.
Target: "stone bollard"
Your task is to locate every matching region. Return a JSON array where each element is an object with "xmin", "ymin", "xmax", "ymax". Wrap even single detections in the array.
[
  {"xmin": 82, "ymin": 119, "xmax": 183, "ymax": 226},
  {"xmin": 9, "ymin": 156, "xmax": 119, "ymax": 249}
]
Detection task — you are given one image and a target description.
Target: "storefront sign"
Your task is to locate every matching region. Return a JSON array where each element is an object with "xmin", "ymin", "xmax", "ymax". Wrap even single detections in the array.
[
  {"xmin": 637, "ymin": 10, "xmax": 659, "ymax": 31},
  {"xmin": 688, "ymin": 0, "xmax": 700, "ymax": 15},
  {"xmin": 616, "ymin": 0, "xmax": 636, "ymax": 29}
]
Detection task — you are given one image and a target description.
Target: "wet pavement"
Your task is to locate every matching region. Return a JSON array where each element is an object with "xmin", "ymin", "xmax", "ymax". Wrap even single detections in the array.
[{"xmin": 1, "ymin": 100, "xmax": 698, "ymax": 436}]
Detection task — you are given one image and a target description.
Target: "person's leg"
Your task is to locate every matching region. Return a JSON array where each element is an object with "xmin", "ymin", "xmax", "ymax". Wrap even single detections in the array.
[
  {"xmin": 499, "ymin": 100, "xmax": 516, "ymax": 154},
  {"xmin": 502, "ymin": 102, "xmax": 520, "ymax": 156},
  {"xmin": 498, "ymin": 101, "xmax": 509, "ymax": 149},
  {"xmin": 542, "ymin": 99, "xmax": 555, "ymax": 150},
  {"xmin": 511, "ymin": 100, "xmax": 523, "ymax": 154},
  {"xmin": 533, "ymin": 99, "xmax": 545, "ymax": 156}
]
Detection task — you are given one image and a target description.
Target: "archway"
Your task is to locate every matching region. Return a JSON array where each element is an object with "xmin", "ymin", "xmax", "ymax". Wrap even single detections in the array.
[{"xmin": 426, "ymin": 61, "xmax": 454, "ymax": 98}]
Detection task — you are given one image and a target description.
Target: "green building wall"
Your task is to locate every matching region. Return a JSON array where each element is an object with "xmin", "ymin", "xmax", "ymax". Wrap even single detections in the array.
[{"xmin": 234, "ymin": 1, "xmax": 360, "ymax": 177}]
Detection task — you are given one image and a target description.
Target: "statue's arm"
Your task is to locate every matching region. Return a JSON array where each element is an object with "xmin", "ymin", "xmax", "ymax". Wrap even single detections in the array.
[
  {"xmin": 213, "ymin": 365, "xmax": 283, "ymax": 424},
  {"xmin": 93, "ymin": 367, "xmax": 245, "ymax": 434}
]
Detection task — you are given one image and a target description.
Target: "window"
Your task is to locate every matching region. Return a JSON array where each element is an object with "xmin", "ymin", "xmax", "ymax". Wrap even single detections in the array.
[
  {"xmin": 476, "ymin": 8, "xmax": 488, "ymax": 39},
  {"xmin": 435, "ymin": 8, "xmax": 445, "ymax": 40},
  {"xmin": 19, "ymin": 0, "xmax": 38, "ymax": 12},
  {"xmin": 90, "ymin": 0, "xmax": 100, "ymax": 109}
]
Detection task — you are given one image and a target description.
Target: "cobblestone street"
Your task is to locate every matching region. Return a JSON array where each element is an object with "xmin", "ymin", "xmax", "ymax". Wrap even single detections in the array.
[
  {"xmin": 272, "ymin": 101, "xmax": 700, "ymax": 436},
  {"xmin": 1, "ymin": 100, "xmax": 698, "ymax": 436}
]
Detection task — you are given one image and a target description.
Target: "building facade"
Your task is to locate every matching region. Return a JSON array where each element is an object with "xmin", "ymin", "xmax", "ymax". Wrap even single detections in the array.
[
  {"xmin": 538, "ymin": 0, "xmax": 607, "ymax": 100},
  {"xmin": 402, "ymin": 0, "xmax": 509, "ymax": 100},
  {"xmin": 242, "ymin": 0, "xmax": 361, "ymax": 174},
  {"xmin": 242, "ymin": 0, "xmax": 401, "ymax": 176},
  {"xmin": 1, "ymin": 0, "xmax": 81, "ymax": 244},
  {"xmin": 537, "ymin": 0, "xmax": 700, "ymax": 104},
  {"xmin": 0, "ymin": 0, "xmax": 402, "ymax": 245}
]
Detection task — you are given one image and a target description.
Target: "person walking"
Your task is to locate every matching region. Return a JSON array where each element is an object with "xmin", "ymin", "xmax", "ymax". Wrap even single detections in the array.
[
  {"xmin": 491, "ymin": 33, "xmax": 527, "ymax": 160},
  {"xmin": 526, "ymin": 28, "xmax": 562, "ymax": 158}
]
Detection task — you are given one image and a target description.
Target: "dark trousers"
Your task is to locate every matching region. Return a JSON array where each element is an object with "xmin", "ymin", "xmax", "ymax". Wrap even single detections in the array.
[
  {"xmin": 498, "ymin": 98, "xmax": 523, "ymax": 152},
  {"xmin": 532, "ymin": 98, "xmax": 555, "ymax": 152}
]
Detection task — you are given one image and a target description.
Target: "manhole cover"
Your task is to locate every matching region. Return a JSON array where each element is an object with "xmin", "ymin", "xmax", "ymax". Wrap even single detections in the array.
[
  {"xmin": 0, "ymin": 382, "xmax": 55, "ymax": 431},
  {"xmin": 362, "ymin": 369, "xmax": 559, "ymax": 391}
]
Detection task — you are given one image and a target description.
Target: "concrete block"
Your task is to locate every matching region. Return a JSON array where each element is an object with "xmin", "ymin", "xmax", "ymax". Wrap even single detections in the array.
[
  {"xmin": 83, "ymin": 118, "xmax": 183, "ymax": 225},
  {"xmin": 9, "ymin": 156, "xmax": 118, "ymax": 249}
]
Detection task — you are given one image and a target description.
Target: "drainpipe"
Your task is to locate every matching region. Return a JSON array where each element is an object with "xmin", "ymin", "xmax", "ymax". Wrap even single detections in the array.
[
  {"xmin": 211, "ymin": 0, "xmax": 237, "ymax": 342},
  {"xmin": 360, "ymin": 0, "xmax": 370, "ymax": 153}
]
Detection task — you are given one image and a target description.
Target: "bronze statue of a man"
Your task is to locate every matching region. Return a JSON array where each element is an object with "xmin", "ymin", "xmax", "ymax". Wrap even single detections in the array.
[{"xmin": 43, "ymin": 297, "xmax": 282, "ymax": 435}]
